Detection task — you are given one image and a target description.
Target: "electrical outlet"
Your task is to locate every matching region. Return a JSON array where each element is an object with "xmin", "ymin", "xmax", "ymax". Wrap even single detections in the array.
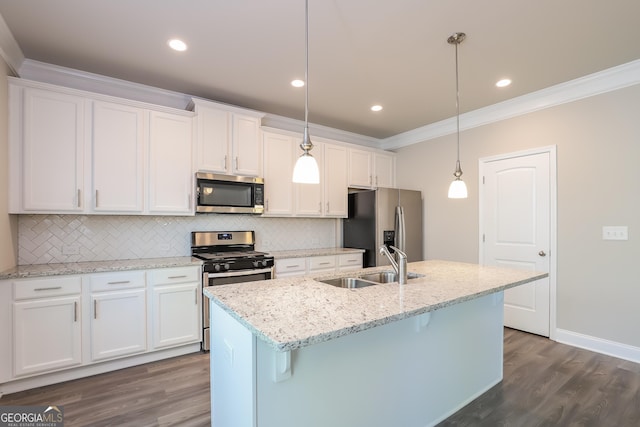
[{"xmin": 602, "ymin": 226, "xmax": 628, "ymax": 241}]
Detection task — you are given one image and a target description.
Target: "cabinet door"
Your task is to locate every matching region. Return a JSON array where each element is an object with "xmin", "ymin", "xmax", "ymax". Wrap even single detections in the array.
[
  {"xmin": 324, "ymin": 144, "xmax": 348, "ymax": 217},
  {"xmin": 348, "ymin": 149, "xmax": 372, "ymax": 188},
  {"xmin": 295, "ymin": 141, "xmax": 324, "ymax": 216},
  {"xmin": 196, "ymin": 106, "xmax": 230, "ymax": 173},
  {"xmin": 148, "ymin": 111, "xmax": 194, "ymax": 214},
  {"xmin": 274, "ymin": 258, "xmax": 307, "ymax": 278},
  {"xmin": 92, "ymin": 101, "xmax": 145, "ymax": 212},
  {"xmin": 374, "ymin": 153, "xmax": 395, "ymax": 188},
  {"xmin": 232, "ymin": 115, "xmax": 262, "ymax": 177},
  {"xmin": 91, "ymin": 289, "xmax": 147, "ymax": 361},
  {"xmin": 13, "ymin": 296, "xmax": 81, "ymax": 376},
  {"xmin": 152, "ymin": 283, "xmax": 200, "ymax": 349},
  {"xmin": 262, "ymin": 132, "xmax": 294, "ymax": 216},
  {"xmin": 22, "ymin": 88, "xmax": 85, "ymax": 212}
]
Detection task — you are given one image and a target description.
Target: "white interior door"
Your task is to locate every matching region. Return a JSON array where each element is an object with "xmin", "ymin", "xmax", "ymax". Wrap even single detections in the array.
[{"xmin": 481, "ymin": 151, "xmax": 551, "ymax": 336}]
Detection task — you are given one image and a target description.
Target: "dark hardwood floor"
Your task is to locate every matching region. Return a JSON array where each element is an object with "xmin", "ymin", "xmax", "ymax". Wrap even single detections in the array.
[{"xmin": 2, "ymin": 329, "xmax": 639, "ymax": 426}]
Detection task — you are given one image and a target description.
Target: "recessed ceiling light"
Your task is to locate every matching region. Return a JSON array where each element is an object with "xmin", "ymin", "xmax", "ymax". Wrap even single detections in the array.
[
  {"xmin": 291, "ymin": 79, "xmax": 305, "ymax": 88},
  {"xmin": 168, "ymin": 39, "xmax": 187, "ymax": 52},
  {"xmin": 496, "ymin": 78, "xmax": 512, "ymax": 88},
  {"xmin": 371, "ymin": 105, "xmax": 383, "ymax": 112}
]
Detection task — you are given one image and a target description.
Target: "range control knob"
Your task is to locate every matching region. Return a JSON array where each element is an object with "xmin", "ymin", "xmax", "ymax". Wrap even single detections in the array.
[
  {"xmin": 252, "ymin": 260, "xmax": 260, "ymax": 268},
  {"xmin": 213, "ymin": 264, "xmax": 222, "ymax": 272},
  {"xmin": 222, "ymin": 263, "xmax": 230, "ymax": 271},
  {"xmin": 261, "ymin": 259, "xmax": 268, "ymax": 267}
]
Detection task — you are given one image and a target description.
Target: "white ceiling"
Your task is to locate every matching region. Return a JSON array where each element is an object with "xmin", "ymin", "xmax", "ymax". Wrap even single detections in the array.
[{"xmin": 1, "ymin": 0, "xmax": 639, "ymax": 139}]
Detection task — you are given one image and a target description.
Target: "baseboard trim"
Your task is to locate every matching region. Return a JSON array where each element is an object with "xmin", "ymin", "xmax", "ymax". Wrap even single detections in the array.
[
  {"xmin": 0, "ymin": 343, "xmax": 201, "ymax": 396},
  {"xmin": 555, "ymin": 328, "xmax": 640, "ymax": 364}
]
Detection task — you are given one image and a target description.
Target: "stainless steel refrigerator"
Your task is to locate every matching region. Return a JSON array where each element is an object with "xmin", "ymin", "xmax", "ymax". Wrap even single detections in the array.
[{"xmin": 343, "ymin": 188, "xmax": 423, "ymax": 267}]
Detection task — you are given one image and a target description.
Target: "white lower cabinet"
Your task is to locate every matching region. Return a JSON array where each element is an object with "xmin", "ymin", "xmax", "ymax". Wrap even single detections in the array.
[
  {"xmin": 89, "ymin": 271, "xmax": 147, "ymax": 362},
  {"xmin": 274, "ymin": 253, "xmax": 363, "ymax": 278},
  {"xmin": 12, "ymin": 276, "xmax": 82, "ymax": 377},
  {"xmin": 150, "ymin": 266, "xmax": 201, "ymax": 349},
  {"xmin": 2, "ymin": 265, "xmax": 202, "ymax": 392}
]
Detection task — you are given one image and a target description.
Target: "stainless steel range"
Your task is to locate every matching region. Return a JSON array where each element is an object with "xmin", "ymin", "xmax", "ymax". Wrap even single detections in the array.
[{"xmin": 191, "ymin": 230, "xmax": 274, "ymax": 351}]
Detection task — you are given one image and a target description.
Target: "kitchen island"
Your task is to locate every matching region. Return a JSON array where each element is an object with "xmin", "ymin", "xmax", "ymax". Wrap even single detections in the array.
[{"xmin": 205, "ymin": 260, "xmax": 547, "ymax": 427}]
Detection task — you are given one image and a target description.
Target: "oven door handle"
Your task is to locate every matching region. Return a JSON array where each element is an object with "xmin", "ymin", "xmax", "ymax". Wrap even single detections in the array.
[{"xmin": 205, "ymin": 267, "xmax": 273, "ymax": 279}]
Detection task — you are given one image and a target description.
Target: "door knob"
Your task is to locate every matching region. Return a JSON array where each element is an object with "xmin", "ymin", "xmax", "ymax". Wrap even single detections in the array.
[{"xmin": 538, "ymin": 250, "xmax": 547, "ymax": 257}]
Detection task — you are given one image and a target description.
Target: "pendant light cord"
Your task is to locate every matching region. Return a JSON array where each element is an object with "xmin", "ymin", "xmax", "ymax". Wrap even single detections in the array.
[
  {"xmin": 454, "ymin": 40, "xmax": 460, "ymax": 168},
  {"xmin": 304, "ymin": 0, "xmax": 310, "ymax": 136}
]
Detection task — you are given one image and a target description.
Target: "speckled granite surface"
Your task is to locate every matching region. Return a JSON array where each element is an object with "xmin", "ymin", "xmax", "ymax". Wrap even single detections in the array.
[
  {"xmin": 0, "ymin": 257, "xmax": 201, "ymax": 280},
  {"xmin": 268, "ymin": 247, "xmax": 364, "ymax": 259},
  {"xmin": 204, "ymin": 260, "xmax": 547, "ymax": 352}
]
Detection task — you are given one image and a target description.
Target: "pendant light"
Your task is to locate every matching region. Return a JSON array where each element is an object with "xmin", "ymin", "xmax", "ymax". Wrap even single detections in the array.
[
  {"xmin": 447, "ymin": 32, "xmax": 468, "ymax": 199},
  {"xmin": 292, "ymin": 0, "xmax": 320, "ymax": 184}
]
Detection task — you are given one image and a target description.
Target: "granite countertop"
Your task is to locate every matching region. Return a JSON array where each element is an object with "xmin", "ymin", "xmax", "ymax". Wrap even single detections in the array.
[
  {"xmin": 0, "ymin": 256, "xmax": 201, "ymax": 280},
  {"xmin": 204, "ymin": 260, "xmax": 547, "ymax": 352},
  {"xmin": 268, "ymin": 247, "xmax": 364, "ymax": 259}
]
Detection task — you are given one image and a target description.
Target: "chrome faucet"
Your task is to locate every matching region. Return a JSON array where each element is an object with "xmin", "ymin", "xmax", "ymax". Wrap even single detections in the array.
[{"xmin": 379, "ymin": 245, "xmax": 408, "ymax": 285}]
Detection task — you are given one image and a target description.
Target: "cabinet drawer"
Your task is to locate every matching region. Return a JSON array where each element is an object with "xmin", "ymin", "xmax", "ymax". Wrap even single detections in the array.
[
  {"xmin": 90, "ymin": 271, "xmax": 145, "ymax": 292},
  {"xmin": 338, "ymin": 253, "xmax": 363, "ymax": 269},
  {"xmin": 14, "ymin": 276, "xmax": 82, "ymax": 300},
  {"xmin": 149, "ymin": 266, "xmax": 200, "ymax": 286},
  {"xmin": 274, "ymin": 258, "xmax": 306, "ymax": 275},
  {"xmin": 308, "ymin": 255, "xmax": 336, "ymax": 271}
]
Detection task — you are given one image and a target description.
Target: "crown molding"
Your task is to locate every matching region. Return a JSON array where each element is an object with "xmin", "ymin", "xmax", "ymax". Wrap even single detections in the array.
[
  {"xmin": 0, "ymin": 13, "xmax": 24, "ymax": 75},
  {"xmin": 10, "ymin": 54, "xmax": 640, "ymax": 152},
  {"xmin": 262, "ymin": 113, "xmax": 380, "ymax": 148},
  {"xmin": 18, "ymin": 59, "xmax": 193, "ymax": 110},
  {"xmin": 380, "ymin": 59, "xmax": 640, "ymax": 150}
]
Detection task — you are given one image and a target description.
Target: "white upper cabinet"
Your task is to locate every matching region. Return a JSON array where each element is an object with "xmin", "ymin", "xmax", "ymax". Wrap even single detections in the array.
[
  {"xmin": 348, "ymin": 148, "xmax": 396, "ymax": 189},
  {"xmin": 373, "ymin": 152, "xmax": 396, "ymax": 188},
  {"xmin": 18, "ymin": 87, "xmax": 86, "ymax": 212},
  {"xmin": 323, "ymin": 144, "xmax": 348, "ymax": 217},
  {"xmin": 148, "ymin": 111, "xmax": 193, "ymax": 215},
  {"xmin": 9, "ymin": 78, "xmax": 196, "ymax": 215},
  {"xmin": 91, "ymin": 101, "xmax": 145, "ymax": 213},
  {"xmin": 192, "ymin": 99, "xmax": 263, "ymax": 177},
  {"xmin": 262, "ymin": 132, "xmax": 295, "ymax": 216}
]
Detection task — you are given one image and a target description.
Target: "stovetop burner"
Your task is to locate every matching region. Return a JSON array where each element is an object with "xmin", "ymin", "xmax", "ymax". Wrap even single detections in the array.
[{"xmin": 191, "ymin": 230, "xmax": 274, "ymax": 274}]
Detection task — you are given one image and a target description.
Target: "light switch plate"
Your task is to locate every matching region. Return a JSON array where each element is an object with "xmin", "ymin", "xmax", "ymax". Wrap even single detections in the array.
[{"xmin": 602, "ymin": 226, "xmax": 628, "ymax": 240}]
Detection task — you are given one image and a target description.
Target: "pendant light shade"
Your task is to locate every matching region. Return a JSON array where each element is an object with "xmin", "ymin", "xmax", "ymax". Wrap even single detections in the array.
[
  {"xmin": 292, "ymin": 0, "xmax": 320, "ymax": 184},
  {"xmin": 447, "ymin": 32, "xmax": 468, "ymax": 199}
]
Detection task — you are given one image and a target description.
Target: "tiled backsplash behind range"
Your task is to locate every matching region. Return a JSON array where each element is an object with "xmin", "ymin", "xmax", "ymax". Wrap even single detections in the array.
[{"xmin": 18, "ymin": 215, "xmax": 339, "ymax": 265}]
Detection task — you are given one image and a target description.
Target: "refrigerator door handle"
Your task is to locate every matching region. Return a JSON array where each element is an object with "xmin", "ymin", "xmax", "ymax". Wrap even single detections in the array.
[{"xmin": 395, "ymin": 205, "xmax": 406, "ymax": 253}]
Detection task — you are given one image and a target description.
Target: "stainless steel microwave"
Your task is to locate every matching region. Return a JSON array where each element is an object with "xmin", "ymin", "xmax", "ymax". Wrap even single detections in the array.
[{"xmin": 195, "ymin": 172, "xmax": 264, "ymax": 214}]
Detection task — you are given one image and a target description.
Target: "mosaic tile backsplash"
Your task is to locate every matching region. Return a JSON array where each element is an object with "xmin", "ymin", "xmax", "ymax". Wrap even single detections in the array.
[{"xmin": 18, "ymin": 214, "xmax": 339, "ymax": 265}]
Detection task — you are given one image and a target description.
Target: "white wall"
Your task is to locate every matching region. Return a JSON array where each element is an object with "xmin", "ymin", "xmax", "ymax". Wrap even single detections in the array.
[
  {"xmin": 395, "ymin": 84, "xmax": 640, "ymax": 348},
  {"xmin": 0, "ymin": 58, "xmax": 18, "ymax": 270}
]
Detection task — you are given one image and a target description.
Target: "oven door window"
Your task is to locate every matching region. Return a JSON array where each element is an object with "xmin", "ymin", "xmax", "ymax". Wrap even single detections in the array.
[
  {"xmin": 199, "ymin": 181, "xmax": 253, "ymax": 208},
  {"xmin": 206, "ymin": 271, "xmax": 272, "ymax": 286}
]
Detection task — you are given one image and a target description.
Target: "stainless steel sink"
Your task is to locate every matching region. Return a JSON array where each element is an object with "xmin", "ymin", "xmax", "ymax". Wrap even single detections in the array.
[
  {"xmin": 359, "ymin": 271, "xmax": 424, "ymax": 283},
  {"xmin": 319, "ymin": 277, "xmax": 378, "ymax": 289},
  {"xmin": 319, "ymin": 271, "xmax": 425, "ymax": 288}
]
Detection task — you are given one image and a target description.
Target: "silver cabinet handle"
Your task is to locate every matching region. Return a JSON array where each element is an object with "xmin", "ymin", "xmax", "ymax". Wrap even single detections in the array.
[
  {"xmin": 195, "ymin": 288, "xmax": 198, "ymax": 305},
  {"xmin": 318, "ymin": 202, "xmax": 322, "ymax": 213},
  {"xmin": 538, "ymin": 251, "xmax": 547, "ymax": 257},
  {"xmin": 224, "ymin": 155, "xmax": 227, "ymax": 170},
  {"xmin": 319, "ymin": 262, "xmax": 331, "ymax": 266},
  {"xmin": 107, "ymin": 280, "xmax": 131, "ymax": 285},
  {"xmin": 286, "ymin": 265, "xmax": 301, "ymax": 269},
  {"xmin": 77, "ymin": 189, "xmax": 81, "ymax": 208},
  {"xmin": 168, "ymin": 275, "xmax": 187, "ymax": 279},
  {"xmin": 94, "ymin": 299, "xmax": 97, "ymax": 319},
  {"xmin": 95, "ymin": 189, "xmax": 99, "ymax": 208},
  {"xmin": 74, "ymin": 301, "xmax": 78, "ymax": 322},
  {"xmin": 235, "ymin": 156, "xmax": 239, "ymax": 170},
  {"xmin": 34, "ymin": 286, "xmax": 62, "ymax": 291}
]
